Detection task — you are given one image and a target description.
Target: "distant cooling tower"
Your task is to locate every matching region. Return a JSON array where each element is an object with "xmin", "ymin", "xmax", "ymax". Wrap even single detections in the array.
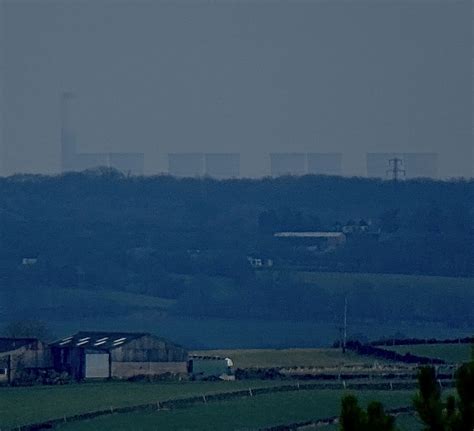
[
  {"xmin": 109, "ymin": 153, "xmax": 144, "ymax": 175},
  {"xmin": 307, "ymin": 153, "xmax": 342, "ymax": 176},
  {"xmin": 403, "ymin": 153, "xmax": 438, "ymax": 179},
  {"xmin": 60, "ymin": 92, "xmax": 144, "ymax": 175},
  {"xmin": 0, "ymin": 3, "xmax": 4, "ymax": 176},
  {"xmin": 366, "ymin": 153, "xmax": 399, "ymax": 178},
  {"xmin": 204, "ymin": 153, "xmax": 240, "ymax": 179},
  {"xmin": 168, "ymin": 153, "xmax": 204, "ymax": 177},
  {"xmin": 60, "ymin": 92, "xmax": 77, "ymax": 172},
  {"xmin": 270, "ymin": 153, "xmax": 306, "ymax": 177},
  {"xmin": 75, "ymin": 153, "xmax": 109, "ymax": 171},
  {"xmin": 74, "ymin": 152, "xmax": 144, "ymax": 175}
]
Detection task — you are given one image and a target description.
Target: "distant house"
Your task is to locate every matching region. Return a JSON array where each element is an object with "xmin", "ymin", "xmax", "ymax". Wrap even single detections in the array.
[
  {"xmin": 274, "ymin": 231, "xmax": 346, "ymax": 251},
  {"xmin": 247, "ymin": 256, "xmax": 273, "ymax": 269},
  {"xmin": 50, "ymin": 332, "xmax": 188, "ymax": 380},
  {"xmin": 0, "ymin": 338, "xmax": 51, "ymax": 383},
  {"xmin": 342, "ymin": 220, "xmax": 380, "ymax": 238}
]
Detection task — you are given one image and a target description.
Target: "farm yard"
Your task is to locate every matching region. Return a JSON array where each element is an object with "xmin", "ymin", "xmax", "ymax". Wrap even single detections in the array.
[
  {"xmin": 0, "ymin": 347, "xmax": 415, "ymax": 430},
  {"xmin": 190, "ymin": 348, "xmax": 380, "ymax": 369},
  {"xmin": 0, "ymin": 344, "xmax": 470, "ymax": 430}
]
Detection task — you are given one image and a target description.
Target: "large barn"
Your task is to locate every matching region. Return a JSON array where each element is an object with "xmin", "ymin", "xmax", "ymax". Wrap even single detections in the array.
[
  {"xmin": 0, "ymin": 338, "xmax": 51, "ymax": 383},
  {"xmin": 50, "ymin": 332, "xmax": 188, "ymax": 380}
]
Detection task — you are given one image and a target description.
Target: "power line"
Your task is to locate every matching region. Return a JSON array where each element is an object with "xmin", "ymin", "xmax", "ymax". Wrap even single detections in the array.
[{"xmin": 386, "ymin": 157, "xmax": 405, "ymax": 181}]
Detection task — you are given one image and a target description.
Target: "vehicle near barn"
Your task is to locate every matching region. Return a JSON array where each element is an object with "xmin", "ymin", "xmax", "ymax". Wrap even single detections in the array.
[{"xmin": 188, "ymin": 354, "xmax": 235, "ymax": 380}]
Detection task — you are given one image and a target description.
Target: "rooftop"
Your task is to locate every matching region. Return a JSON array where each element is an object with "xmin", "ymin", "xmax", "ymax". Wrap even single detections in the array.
[
  {"xmin": 274, "ymin": 232, "xmax": 345, "ymax": 238},
  {"xmin": 0, "ymin": 338, "xmax": 39, "ymax": 354},
  {"xmin": 50, "ymin": 331, "xmax": 149, "ymax": 351}
]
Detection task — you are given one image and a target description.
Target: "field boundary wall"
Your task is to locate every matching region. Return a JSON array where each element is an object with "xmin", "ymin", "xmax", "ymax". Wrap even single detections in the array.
[
  {"xmin": 235, "ymin": 367, "xmax": 455, "ymax": 381},
  {"xmin": 346, "ymin": 341, "xmax": 446, "ymax": 364},
  {"xmin": 6, "ymin": 381, "xmax": 446, "ymax": 431},
  {"xmin": 370, "ymin": 337, "xmax": 474, "ymax": 347}
]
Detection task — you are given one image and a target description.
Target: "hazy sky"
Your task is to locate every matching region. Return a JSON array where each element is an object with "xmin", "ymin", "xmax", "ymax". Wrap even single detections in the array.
[{"xmin": 0, "ymin": 0, "xmax": 471, "ymax": 177}]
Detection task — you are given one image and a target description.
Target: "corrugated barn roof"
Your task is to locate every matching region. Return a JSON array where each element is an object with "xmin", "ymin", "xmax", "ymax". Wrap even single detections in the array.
[
  {"xmin": 50, "ymin": 331, "xmax": 149, "ymax": 350},
  {"xmin": 274, "ymin": 232, "xmax": 345, "ymax": 238}
]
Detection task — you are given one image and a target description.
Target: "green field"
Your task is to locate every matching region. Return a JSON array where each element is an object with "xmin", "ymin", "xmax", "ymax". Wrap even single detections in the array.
[
  {"xmin": 26, "ymin": 286, "xmax": 176, "ymax": 311},
  {"xmin": 384, "ymin": 343, "xmax": 473, "ymax": 364},
  {"xmin": 61, "ymin": 289, "xmax": 176, "ymax": 309},
  {"xmin": 191, "ymin": 348, "xmax": 385, "ymax": 369},
  {"xmin": 0, "ymin": 380, "xmax": 285, "ymax": 428},
  {"xmin": 7, "ymin": 286, "xmax": 175, "ymax": 328},
  {"xmin": 293, "ymin": 271, "xmax": 474, "ymax": 292},
  {"xmin": 57, "ymin": 389, "xmax": 414, "ymax": 431},
  {"xmin": 5, "ymin": 271, "xmax": 472, "ymax": 350}
]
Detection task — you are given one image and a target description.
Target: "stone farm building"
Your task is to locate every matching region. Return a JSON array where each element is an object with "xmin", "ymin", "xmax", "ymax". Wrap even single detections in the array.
[
  {"xmin": 50, "ymin": 332, "xmax": 188, "ymax": 380},
  {"xmin": 0, "ymin": 338, "xmax": 51, "ymax": 383},
  {"xmin": 274, "ymin": 231, "xmax": 346, "ymax": 252}
]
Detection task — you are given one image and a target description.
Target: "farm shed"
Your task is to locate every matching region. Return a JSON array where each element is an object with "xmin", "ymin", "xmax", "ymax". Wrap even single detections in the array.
[
  {"xmin": 50, "ymin": 332, "xmax": 188, "ymax": 380},
  {"xmin": 0, "ymin": 338, "xmax": 51, "ymax": 383},
  {"xmin": 274, "ymin": 231, "xmax": 346, "ymax": 252}
]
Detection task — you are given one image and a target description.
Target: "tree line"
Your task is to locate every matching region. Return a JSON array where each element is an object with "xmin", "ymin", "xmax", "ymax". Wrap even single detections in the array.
[{"xmin": 0, "ymin": 170, "xmax": 472, "ymax": 325}]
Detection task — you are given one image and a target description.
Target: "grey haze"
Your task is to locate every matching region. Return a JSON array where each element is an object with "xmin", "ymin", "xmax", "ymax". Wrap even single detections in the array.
[{"xmin": 0, "ymin": 0, "xmax": 471, "ymax": 178}]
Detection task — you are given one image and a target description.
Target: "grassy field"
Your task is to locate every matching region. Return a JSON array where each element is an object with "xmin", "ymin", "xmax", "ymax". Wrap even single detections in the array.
[
  {"xmin": 7, "ymin": 286, "xmax": 175, "ymax": 325},
  {"xmin": 93, "ymin": 289, "xmax": 176, "ymax": 309},
  {"xmin": 293, "ymin": 271, "xmax": 474, "ymax": 292},
  {"xmin": 34, "ymin": 287, "xmax": 176, "ymax": 310},
  {"xmin": 5, "ymin": 271, "xmax": 471, "ymax": 350},
  {"xmin": 191, "ymin": 348, "xmax": 386, "ymax": 369},
  {"xmin": 0, "ymin": 380, "xmax": 286, "ymax": 428},
  {"xmin": 384, "ymin": 343, "xmax": 473, "ymax": 364},
  {"xmin": 57, "ymin": 389, "xmax": 414, "ymax": 431}
]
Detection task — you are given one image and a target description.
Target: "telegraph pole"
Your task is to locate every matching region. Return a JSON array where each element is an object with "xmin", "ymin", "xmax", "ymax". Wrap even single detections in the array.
[
  {"xmin": 342, "ymin": 295, "xmax": 348, "ymax": 354},
  {"xmin": 386, "ymin": 157, "xmax": 405, "ymax": 181}
]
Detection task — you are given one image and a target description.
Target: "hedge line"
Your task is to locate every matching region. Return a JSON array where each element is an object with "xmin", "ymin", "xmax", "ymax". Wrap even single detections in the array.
[
  {"xmin": 346, "ymin": 341, "xmax": 446, "ymax": 364},
  {"xmin": 371, "ymin": 337, "xmax": 474, "ymax": 347},
  {"xmin": 235, "ymin": 368, "xmax": 450, "ymax": 381}
]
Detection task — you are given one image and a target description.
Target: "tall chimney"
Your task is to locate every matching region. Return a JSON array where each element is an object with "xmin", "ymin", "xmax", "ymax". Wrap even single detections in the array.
[
  {"xmin": 60, "ymin": 92, "xmax": 77, "ymax": 172},
  {"xmin": 0, "ymin": 2, "xmax": 6, "ymax": 176}
]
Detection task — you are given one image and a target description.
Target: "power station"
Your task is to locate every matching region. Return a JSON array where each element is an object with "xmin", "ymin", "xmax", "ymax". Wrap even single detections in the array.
[
  {"xmin": 167, "ymin": 153, "xmax": 241, "ymax": 179},
  {"xmin": 307, "ymin": 153, "xmax": 343, "ymax": 176},
  {"xmin": 168, "ymin": 153, "xmax": 204, "ymax": 177},
  {"xmin": 270, "ymin": 153, "xmax": 306, "ymax": 177},
  {"xmin": 204, "ymin": 153, "xmax": 240, "ymax": 179},
  {"xmin": 269, "ymin": 153, "xmax": 343, "ymax": 177},
  {"xmin": 60, "ymin": 93, "xmax": 144, "ymax": 176},
  {"xmin": 59, "ymin": 93, "xmax": 444, "ymax": 181}
]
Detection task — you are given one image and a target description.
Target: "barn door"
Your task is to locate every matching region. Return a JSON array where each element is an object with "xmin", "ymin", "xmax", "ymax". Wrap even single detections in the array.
[{"xmin": 85, "ymin": 353, "xmax": 109, "ymax": 378}]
